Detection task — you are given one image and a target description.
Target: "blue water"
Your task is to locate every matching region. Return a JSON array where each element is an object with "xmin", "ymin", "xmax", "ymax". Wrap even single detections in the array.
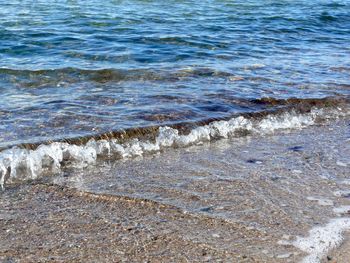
[{"xmin": 1, "ymin": 0, "xmax": 350, "ymax": 147}]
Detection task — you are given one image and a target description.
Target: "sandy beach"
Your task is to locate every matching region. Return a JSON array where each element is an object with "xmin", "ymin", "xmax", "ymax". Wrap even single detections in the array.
[
  {"xmin": 1, "ymin": 1, "xmax": 350, "ymax": 262},
  {"xmin": 1, "ymin": 117, "xmax": 349, "ymax": 262}
]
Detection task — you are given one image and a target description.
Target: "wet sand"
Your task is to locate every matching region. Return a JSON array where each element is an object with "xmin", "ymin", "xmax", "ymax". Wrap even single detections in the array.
[
  {"xmin": 1, "ymin": 118, "xmax": 349, "ymax": 262},
  {"xmin": 328, "ymin": 235, "xmax": 350, "ymax": 263},
  {"xmin": 1, "ymin": 183, "xmax": 292, "ymax": 262}
]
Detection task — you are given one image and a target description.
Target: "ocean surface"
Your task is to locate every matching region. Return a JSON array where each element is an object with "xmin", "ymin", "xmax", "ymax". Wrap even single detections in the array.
[{"xmin": 0, "ymin": 0, "xmax": 350, "ymax": 185}]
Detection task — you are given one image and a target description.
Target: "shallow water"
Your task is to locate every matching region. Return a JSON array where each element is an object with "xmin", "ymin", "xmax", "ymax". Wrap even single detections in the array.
[
  {"xmin": 2, "ymin": 117, "xmax": 345, "ymax": 262},
  {"xmin": 1, "ymin": 0, "xmax": 350, "ymax": 148},
  {"xmin": 53, "ymin": 118, "xmax": 350, "ymax": 262}
]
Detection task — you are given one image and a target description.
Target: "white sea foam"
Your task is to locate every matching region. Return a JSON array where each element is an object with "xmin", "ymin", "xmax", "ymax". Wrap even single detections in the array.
[
  {"xmin": 293, "ymin": 218, "xmax": 350, "ymax": 263},
  {"xmin": 333, "ymin": 206, "xmax": 350, "ymax": 215},
  {"xmin": 0, "ymin": 107, "xmax": 347, "ymax": 188}
]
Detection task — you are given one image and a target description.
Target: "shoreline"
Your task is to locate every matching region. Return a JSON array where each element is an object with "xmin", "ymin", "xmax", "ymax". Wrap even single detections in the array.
[
  {"xmin": 2, "ymin": 102, "xmax": 348, "ymax": 189},
  {"xmin": 1, "ymin": 117, "xmax": 350, "ymax": 262}
]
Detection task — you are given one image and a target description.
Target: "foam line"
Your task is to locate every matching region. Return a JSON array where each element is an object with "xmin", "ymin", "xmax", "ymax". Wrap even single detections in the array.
[
  {"xmin": 0, "ymin": 106, "xmax": 347, "ymax": 188},
  {"xmin": 293, "ymin": 218, "xmax": 350, "ymax": 263}
]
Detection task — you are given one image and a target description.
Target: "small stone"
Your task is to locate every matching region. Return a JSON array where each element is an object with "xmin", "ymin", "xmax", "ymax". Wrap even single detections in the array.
[{"xmin": 327, "ymin": 255, "xmax": 332, "ymax": 261}]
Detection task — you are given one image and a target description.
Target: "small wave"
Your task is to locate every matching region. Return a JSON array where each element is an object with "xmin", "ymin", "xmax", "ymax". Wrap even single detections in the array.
[
  {"xmin": 0, "ymin": 66, "xmax": 235, "ymax": 86},
  {"xmin": 0, "ymin": 101, "xmax": 348, "ymax": 188}
]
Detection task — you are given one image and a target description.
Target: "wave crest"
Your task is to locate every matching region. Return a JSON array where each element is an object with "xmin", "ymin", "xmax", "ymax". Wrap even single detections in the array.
[{"xmin": 1, "ymin": 105, "xmax": 348, "ymax": 188}]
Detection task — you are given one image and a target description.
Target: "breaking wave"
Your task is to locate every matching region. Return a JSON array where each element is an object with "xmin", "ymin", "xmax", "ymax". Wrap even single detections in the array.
[{"xmin": 0, "ymin": 101, "xmax": 348, "ymax": 188}]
